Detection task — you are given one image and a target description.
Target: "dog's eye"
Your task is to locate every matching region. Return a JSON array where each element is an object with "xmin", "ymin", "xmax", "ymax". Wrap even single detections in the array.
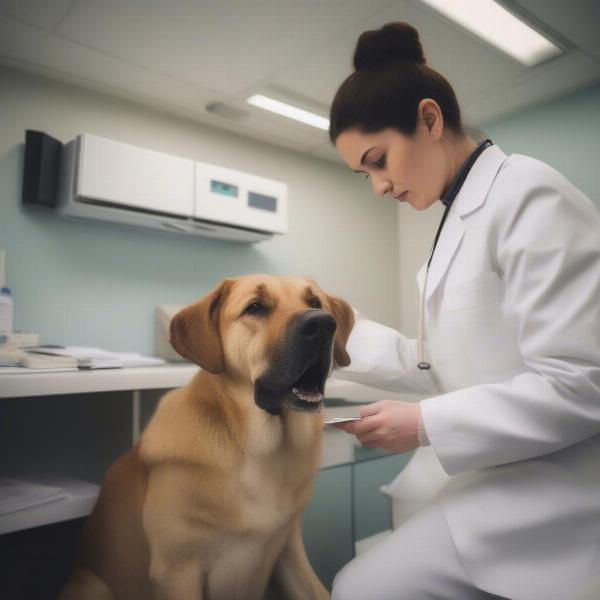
[
  {"xmin": 309, "ymin": 297, "xmax": 322, "ymax": 309},
  {"xmin": 243, "ymin": 302, "xmax": 267, "ymax": 316}
]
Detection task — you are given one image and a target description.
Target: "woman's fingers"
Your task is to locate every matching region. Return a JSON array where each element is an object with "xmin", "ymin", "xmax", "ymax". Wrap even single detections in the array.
[
  {"xmin": 358, "ymin": 430, "xmax": 387, "ymax": 444},
  {"xmin": 353, "ymin": 414, "xmax": 383, "ymax": 435},
  {"xmin": 329, "ymin": 401, "xmax": 420, "ymax": 453},
  {"xmin": 359, "ymin": 399, "xmax": 390, "ymax": 418}
]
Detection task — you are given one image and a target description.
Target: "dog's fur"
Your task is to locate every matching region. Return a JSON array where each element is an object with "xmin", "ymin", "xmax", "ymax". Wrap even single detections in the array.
[{"xmin": 58, "ymin": 274, "xmax": 355, "ymax": 600}]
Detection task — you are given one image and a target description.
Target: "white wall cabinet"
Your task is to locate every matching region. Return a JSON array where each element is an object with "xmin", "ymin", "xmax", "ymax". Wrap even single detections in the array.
[{"xmin": 78, "ymin": 134, "xmax": 195, "ymax": 217}]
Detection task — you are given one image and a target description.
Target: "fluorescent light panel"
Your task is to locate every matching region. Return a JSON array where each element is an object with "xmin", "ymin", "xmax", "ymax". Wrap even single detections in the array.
[
  {"xmin": 420, "ymin": 0, "xmax": 562, "ymax": 66},
  {"xmin": 246, "ymin": 94, "xmax": 330, "ymax": 130}
]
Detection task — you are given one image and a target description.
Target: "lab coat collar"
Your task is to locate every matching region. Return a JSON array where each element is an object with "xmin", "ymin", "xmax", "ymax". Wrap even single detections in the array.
[
  {"xmin": 420, "ymin": 144, "xmax": 508, "ymax": 304},
  {"xmin": 452, "ymin": 144, "xmax": 508, "ymax": 219}
]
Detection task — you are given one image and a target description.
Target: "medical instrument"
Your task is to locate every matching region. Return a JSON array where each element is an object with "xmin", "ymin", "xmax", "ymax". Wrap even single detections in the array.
[{"xmin": 324, "ymin": 417, "xmax": 363, "ymax": 425}]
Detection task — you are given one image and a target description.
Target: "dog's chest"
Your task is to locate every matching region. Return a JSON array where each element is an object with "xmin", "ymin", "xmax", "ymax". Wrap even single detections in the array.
[
  {"xmin": 237, "ymin": 451, "xmax": 312, "ymax": 534},
  {"xmin": 237, "ymin": 414, "xmax": 320, "ymax": 527}
]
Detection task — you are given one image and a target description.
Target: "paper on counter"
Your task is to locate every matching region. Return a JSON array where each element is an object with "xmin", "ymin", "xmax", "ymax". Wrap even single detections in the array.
[{"xmin": 0, "ymin": 478, "xmax": 67, "ymax": 515}]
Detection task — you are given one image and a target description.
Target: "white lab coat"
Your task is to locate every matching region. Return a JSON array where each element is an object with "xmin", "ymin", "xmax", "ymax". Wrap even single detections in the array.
[{"xmin": 334, "ymin": 144, "xmax": 600, "ymax": 600}]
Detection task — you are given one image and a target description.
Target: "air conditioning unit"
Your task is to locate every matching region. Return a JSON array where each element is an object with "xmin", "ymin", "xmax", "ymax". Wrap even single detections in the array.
[{"xmin": 22, "ymin": 131, "xmax": 288, "ymax": 243}]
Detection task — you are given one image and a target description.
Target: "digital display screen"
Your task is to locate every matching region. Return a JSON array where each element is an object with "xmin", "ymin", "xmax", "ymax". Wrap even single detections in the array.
[
  {"xmin": 210, "ymin": 180, "xmax": 238, "ymax": 197},
  {"xmin": 248, "ymin": 191, "xmax": 277, "ymax": 212}
]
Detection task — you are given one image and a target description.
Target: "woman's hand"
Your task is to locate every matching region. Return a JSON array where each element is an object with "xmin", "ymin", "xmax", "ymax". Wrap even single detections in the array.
[{"xmin": 331, "ymin": 399, "xmax": 420, "ymax": 453}]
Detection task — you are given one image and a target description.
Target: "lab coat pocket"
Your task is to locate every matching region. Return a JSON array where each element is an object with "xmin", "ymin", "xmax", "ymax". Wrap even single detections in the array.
[
  {"xmin": 442, "ymin": 272, "xmax": 523, "ymax": 378},
  {"xmin": 442, "ymin": 271, "xmax": 503, "ymax": 312}
]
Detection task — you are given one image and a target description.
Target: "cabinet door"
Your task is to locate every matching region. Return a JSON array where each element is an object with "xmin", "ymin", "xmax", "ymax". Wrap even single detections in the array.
[
  {"xmin": 77, "ymin": 134, "xmax": 194, "ymax": 216},
  {"xmin": 301, "ymin": 465, "xmax": 353, "ymax": 591},
  {"xmin": 353, "ymin": 452, "xmax": 413, "ymax": 542}
]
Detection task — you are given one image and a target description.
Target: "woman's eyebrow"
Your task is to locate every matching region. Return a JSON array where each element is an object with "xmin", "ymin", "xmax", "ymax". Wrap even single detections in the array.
[{"xmin": 352, "ymin": 145, "xmax": 376, "ymax": 173}]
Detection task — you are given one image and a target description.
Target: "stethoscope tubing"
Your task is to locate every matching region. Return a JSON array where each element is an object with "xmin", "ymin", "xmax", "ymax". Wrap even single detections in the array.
[
  {"xmin": 417, "ymin": 248, "xmax": 432, "ymax": 370},
  {"xmin": 416, "ymin": 139, "xmax": 493, "ymax": 370}
]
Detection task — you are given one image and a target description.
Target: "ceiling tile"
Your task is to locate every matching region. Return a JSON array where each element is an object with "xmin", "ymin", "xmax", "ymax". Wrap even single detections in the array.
[
  {"xmin": 1, "ymin": 0, "xmax": 598, "ymax": 162},
  {"xmin": 0, "ymin": 15, "xmax": 215, "ymax": 111},
  {"xmin": 54, "ymin": 0, "xmax": 392, "ymax": 97},
  {"xmin": 271, "ymin": 0, "xmax": 523, "ymax": 113},
  {"xmin": 0, "ymin": 0, "xmax": 73, "ymax": 31},
  {"xmin": 0, "ymin": 15, "xmax": 327, "ymax": 154},
  {"xmin": 466, "ymin": 50, "xmax": 600, "ymax": 124}
]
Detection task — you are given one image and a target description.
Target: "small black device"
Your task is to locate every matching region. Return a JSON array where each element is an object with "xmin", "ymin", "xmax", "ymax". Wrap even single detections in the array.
[{"xmin": 22, "ymin": 130, "xmax": 63, "ymax": 208}]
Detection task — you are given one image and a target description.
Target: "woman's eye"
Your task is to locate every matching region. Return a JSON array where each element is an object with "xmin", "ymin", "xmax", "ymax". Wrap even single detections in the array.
[
  {"xmin": 243, "ymin": 302, "xmax": 266, "ymax": 316},
  {"xmin": 374, "ymin": 154, "xmax": 386, "ymax": 168},
  {"xmin": 363, "ymin": 155, "xmax": 386, "ymax": 179}
]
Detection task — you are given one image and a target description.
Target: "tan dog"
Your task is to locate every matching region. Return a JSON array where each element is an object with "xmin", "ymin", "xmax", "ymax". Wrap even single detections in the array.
[{"xmin": 58, "ymin": 273, "xmax": 355, "ymax": 600}]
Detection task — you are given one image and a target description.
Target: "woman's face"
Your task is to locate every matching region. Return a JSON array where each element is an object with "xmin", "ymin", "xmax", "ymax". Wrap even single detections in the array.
[{"xmin": 334, "ymin": 103, "xmax": 450, "ymax": 211}]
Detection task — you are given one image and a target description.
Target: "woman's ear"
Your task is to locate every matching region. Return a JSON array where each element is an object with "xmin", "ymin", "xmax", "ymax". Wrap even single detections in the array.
[
  {"xmin": 169, "ymin": 279, "xmax": 232, "ymax": 373},
  {"xmin": 418, "ymin": 98, "xmax": 443, "ymax": 141},
  {"xmin": 325, "ymin": 293, "xmax": 355, "ymax": 368}
]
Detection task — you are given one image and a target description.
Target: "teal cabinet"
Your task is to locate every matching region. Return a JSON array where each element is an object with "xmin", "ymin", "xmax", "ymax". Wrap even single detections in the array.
[
  {"xmin": 301, "ymin": 449, "xmax": 413, "ymax": 591},
  {"xmin": 353, "ymin": 451, "xmax": 413, "ymax": 541}
]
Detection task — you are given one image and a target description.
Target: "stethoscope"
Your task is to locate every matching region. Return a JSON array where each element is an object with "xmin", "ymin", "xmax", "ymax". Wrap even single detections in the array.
[{"xmin": 417, "ymin": 139, "xmax": 493, "ymax": 370}]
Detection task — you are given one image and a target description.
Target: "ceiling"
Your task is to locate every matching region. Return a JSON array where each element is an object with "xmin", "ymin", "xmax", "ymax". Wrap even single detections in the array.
[{"xmin": 1, "ymin": 0, "xmax": 599, "ymax": 165}]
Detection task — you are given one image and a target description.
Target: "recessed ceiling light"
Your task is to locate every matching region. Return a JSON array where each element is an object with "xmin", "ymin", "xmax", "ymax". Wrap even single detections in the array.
[
  {"xmin": 420, "ymin": 0, "xmax": 562, "ymax": 67},
  {"xmin": 246, "ymin": 94, "xmax": 330, "ymax": 130}
]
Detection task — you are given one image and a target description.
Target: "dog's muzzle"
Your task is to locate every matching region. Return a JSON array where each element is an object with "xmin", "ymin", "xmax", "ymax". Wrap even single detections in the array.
[{"xmin": 255, "ymin": 309, "xmax": 336, "ymax": 415}]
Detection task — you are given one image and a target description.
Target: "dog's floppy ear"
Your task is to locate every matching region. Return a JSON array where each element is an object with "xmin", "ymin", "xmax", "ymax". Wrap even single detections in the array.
[
  {"xmin": 325, "ymin": 292, "xmax": 355, "ymax": 368},
  {"xmin": 169, "ymin": 279, "xmax": 233, "ymax": 373}
]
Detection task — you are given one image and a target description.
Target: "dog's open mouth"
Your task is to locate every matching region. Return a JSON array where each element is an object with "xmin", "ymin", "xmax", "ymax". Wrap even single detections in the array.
[
  {"xmin": 255, "ymin": 352, "xmax": 331, "ymax": 416},
  {"xmin": 288, "ymin": 359, "xmax": 326, "ymax": 411}
]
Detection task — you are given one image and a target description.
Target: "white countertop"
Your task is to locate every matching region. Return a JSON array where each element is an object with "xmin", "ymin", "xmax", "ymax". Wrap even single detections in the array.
[
  {"xmin": 0, "ymin": 363, "xmax": 426, "ymax": 403},
  {"xmin": 0, "ymin": 365, "xmax": 426, "ymax": 535}
]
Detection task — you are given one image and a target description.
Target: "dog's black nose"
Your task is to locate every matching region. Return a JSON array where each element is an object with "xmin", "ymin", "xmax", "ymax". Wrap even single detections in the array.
[{"xmin": 297, "ymin": 309, "xmax": 337, "ymax": 341}]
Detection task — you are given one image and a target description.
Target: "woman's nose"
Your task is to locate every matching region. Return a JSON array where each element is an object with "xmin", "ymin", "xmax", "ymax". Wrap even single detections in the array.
[{"xmin": 372, "ymin": 176, "xmax": 392, "ymax": 197}]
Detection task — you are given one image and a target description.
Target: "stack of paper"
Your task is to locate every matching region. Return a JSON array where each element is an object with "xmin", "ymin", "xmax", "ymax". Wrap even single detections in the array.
[
  {"xmin": 0, "ymin": 477, "xmax": 68, "ymax": 515},
  {"xmin": 24, "ymin": 346, "xmax": 166, "ymax": 369},
  {"xmin": 21, "ymin": 352, "xmax": 78, "ymax": 369},
  {"xmin": 0, "ymin": 348, "xmax": 78, "ymax": 369},
  {"xmin": 26, "ymin": 346, "xmax": 122, "ymax": 369},
  {"xmin": 0, "ymin": 477, "xmax": 101, "ymax": 534},
  {"xmin": 0, "ymin": 347, "xmax": 23, "ymax": 367}
]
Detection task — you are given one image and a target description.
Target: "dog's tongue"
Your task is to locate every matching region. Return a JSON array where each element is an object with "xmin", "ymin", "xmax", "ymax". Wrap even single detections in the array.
[{"xmin": 291, "ymin": 387, "xmax": 324, "ymax": 403}]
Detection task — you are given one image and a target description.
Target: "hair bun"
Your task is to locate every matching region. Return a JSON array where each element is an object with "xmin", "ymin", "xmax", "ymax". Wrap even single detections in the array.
[{"xmin": 353, "ymin": 21, "xmax": 426, "ymax": 70}]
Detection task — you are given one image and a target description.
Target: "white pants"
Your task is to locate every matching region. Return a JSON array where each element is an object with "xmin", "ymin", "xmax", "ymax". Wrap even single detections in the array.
[{"xmin": 331, "ymin": 501, "xmax": 509, "ymax": 600}]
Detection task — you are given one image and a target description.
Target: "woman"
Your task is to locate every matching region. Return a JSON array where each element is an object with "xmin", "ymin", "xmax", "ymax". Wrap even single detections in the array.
[{"xmin": 328, "ymin": 21, "xmax": 600, "ymax": 600}]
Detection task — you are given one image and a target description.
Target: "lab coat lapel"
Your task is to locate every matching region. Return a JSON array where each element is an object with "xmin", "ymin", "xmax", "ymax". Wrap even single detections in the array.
[
  {"xmin": 423, "ymin": 145, "xmax": 508, "ymax": 304},
  {"xmin": 423, "ymin": 213, "xmax": 465, "ymax": 303}
]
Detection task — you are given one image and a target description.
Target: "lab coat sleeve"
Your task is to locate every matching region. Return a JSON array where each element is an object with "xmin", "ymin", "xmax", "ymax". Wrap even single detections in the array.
[
  {"xmin": 419, "ymin": 164, "xmax": 600, "ymax": 476},
  {"xmin": 331, "ymin": 307, "xmax": 443, "ymax": 395}
]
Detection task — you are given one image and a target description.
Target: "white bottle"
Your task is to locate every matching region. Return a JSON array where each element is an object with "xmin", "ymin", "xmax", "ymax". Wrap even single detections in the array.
[{"xmin": 0, "ymin": 287, "xmax": 13, "ymax": 336}]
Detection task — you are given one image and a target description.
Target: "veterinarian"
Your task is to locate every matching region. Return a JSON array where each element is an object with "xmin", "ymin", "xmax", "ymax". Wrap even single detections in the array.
[{"xmin": 327, "ymin": 21, "xmax": 600, "ymax": 600}]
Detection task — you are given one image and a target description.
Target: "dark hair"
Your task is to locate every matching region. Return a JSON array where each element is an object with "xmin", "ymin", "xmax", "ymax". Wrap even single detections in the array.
[{"xmin": 328, "ymin": 22, "xmax": 464, "ymax": 144}]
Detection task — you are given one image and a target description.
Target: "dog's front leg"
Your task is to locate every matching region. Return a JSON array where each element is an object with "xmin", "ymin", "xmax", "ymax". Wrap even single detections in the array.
[
  {"xmin": 148, "ymin": 557, "xmax": 206, "ymax": 600},
  {"xmin": 267, "ymin": 518, "xmax": 330, "ymax": 600}
]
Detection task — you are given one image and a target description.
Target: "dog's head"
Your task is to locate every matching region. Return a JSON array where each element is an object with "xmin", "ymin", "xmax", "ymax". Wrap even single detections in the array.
[{"xmin": 169, "ymin": 274, "xmax": 355, "ymax": 415}]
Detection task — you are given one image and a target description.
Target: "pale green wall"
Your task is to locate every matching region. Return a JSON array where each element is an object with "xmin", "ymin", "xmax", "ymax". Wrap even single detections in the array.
[
  {"xmin": 0, "ymin": 67, "xmax": 399, "ymax": 355},
  {"xmin": 3, "ymin": 67, "xmax": 598, "ymax": 355},
  {"xmin": 481, "ymin": 81, "xmax": 600, "ymax": 207}
]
